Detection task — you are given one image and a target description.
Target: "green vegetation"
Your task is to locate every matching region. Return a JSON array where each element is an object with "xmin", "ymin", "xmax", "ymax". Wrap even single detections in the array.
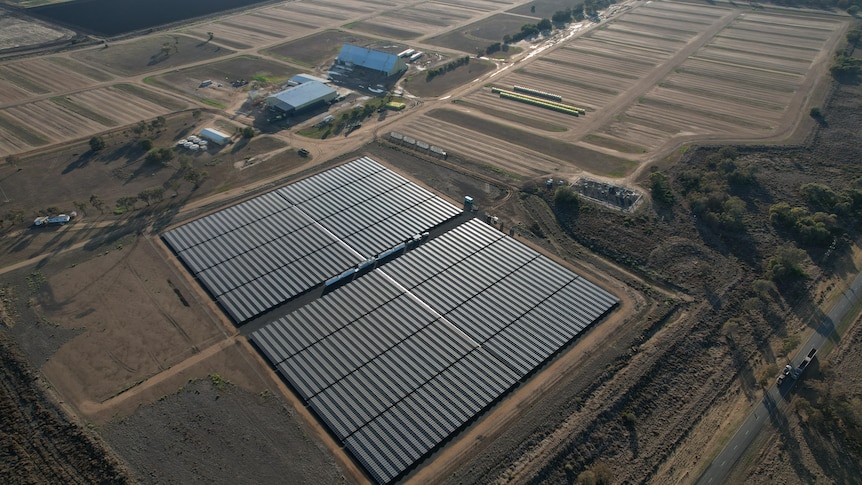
[
  {"xmin": 766, "ymin": 245, "xmax": 807, "ymax": 283},
  {"xmin": 426, "ymin": 56, "xmax": 470, "ymax": 82},
  {"xmin": 25, "ymin": 272, "xmax": 46, "ymax": 293},
  {"xmin": 554, "ymin": 186, "xmax": 580, "ymax": 208},
  {"xmin": 831, "ymin": 50, "xmax": 862, "ymax": 79},
  {"xmin": 209, "ymin": 373, "xmax": 230, "ymax": 390},
  {"xmin": 145, "ymin": 147, "xmax": 174, "ymax": 166},
  {"xmin": 649, "ymin": 170, "xmax": 674, "ymax": 205},
  {"xmin": 675, "ymin": 148, "xmax": 758, "ymax": 232},
  {"xmin": 89, "ymin": 136, "xmax": 106, "ymax": 152}
]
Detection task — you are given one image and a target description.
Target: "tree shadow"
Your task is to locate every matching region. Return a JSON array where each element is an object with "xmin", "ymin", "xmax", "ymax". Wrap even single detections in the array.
[
  {"xmin": 766, "ymin": 395, "xmax": 818, "ymax": 483},
  {"xmin": 62, "ymin": 151, "xmax": 95, "ymax": 174}
]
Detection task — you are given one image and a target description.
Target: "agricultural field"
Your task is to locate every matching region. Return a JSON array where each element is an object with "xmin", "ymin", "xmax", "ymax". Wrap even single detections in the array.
[
  {"xmin": 348, "ymin": 1, "xmax": 499, "ymax": 40},
  {"xmin": 424, "ymin": 13, "xmax": 534, "ymax": 56},
  {"xmin": 390, "ymin": 0, "xmax": 848, "ymax": 179},
  {"xmin": 147, "ymin": 56, "xmax": 300, "ymax": 109},
  {"xmin": 0, "ymin": 84, "xmax": 187, "ymax": 156},
  {"xmin": 262, "ymin": 30, "xmax": 385, "ymax": 69},
  {"xmin": 183, "ymin": 12, "xmax": 317, "ymax": 50},
  {"xmin": 71, "ymin": 34, "xmax": 233, "ymax": 77}
]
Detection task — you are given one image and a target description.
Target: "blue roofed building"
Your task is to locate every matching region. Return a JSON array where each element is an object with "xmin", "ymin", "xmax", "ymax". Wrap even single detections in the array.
[
  {"xmin": 265, "ymin": 80, "xmax": 337, "ymax": 114},
  {"xmin": 335, "ymin": 44, "xmax": 407, "ymax": 77}
]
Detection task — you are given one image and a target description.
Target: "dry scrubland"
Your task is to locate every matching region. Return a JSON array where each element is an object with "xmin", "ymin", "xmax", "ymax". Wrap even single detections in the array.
[{"xmin": 389, "ymin": 1, "xmax": 846, "ymax": 180}]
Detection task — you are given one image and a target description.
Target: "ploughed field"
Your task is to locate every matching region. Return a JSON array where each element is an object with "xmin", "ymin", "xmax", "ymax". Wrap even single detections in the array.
[{"xmin": 388, "ymin": 0, "xmax": 847, "ymax": 179}]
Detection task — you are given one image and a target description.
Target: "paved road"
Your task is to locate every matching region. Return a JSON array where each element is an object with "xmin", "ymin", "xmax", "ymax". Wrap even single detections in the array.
[{"xmin": 696, "ymin": 270, "xmax": 862, "ymax": 485}]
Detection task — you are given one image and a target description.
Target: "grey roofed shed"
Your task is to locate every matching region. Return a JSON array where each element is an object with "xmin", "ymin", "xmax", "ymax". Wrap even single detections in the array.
[{"xmin": 266, "ymin": 80, "xmax": 337, "ymax": 114}]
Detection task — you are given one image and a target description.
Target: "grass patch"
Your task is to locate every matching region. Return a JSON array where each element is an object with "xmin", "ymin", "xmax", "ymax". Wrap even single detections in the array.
[
  {"xmin": 584, "ymin": 134, "xmax": 647, "ymax": 154},
  {"xmin": 453, "ymin": 99, "xmax": 567, "ymax": 132},
  {"xmin": 427, "ymin": 108, "xmax": 637, "ymax": 177},
  {"xmin": 198, "ymin": 98, "xmax": 226, "ymax": 109},
  {"xmin": 0, "ymin": 114, "xmax": 49, "ymax": 146},
  {"xmin": 112, "ymin": 83, "xmax": 187, "ymax": 111},
  {"xmin": 50, "ymin": 97, "xmax": 117, "ymax": 126}
]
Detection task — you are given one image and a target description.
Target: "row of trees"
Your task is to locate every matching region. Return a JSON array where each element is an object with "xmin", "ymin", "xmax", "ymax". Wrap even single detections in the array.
[{"xmin": 426, "ymin": 56, "xmax": 470, "ymax": 81}]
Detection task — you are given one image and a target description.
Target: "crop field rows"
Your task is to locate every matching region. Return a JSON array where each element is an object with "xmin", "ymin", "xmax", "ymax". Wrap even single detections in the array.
[
  {"xmin": 0, "ymin": 78, "xmax": 32, "ymax": 105},
  {"xmin": 394, "ymin": 112, "xmax": 567, "ymax": 176},
  {"xmin": 0, "ymin": 84, "xmax": 176, "ymax": 156},
  {"xmin": 599, "ymin": 6, "xmax": 843, "ymax": 151},
  {"xmin": 0, "ymin": 58, "xmax": 103, "ymax": 95},
  {"xmin": 389, "ymin": 0, "xmax": 846, "ymax": 179},
  {"xmin": 357, "ymin": 1, "xmax": 496, "ymax": 39}
]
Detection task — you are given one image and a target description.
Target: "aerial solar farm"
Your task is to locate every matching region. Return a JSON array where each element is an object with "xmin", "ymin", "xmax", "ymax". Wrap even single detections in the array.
[{"xmin": 162, "ymin": 157, "xmax": 618, "ymax": 483}]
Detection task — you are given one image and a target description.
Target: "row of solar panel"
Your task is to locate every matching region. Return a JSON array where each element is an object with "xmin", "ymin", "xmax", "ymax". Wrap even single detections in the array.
[
  {"xmin": 215, "ymin": 244, "xmax": 364, "ymax": 323},
  {"xmin": 288, "ymin": 169, "xmax": 411, "ymax": 221},
  {"xmin": 249, "ymin": 219, "xmax": 618, "ymax": 483},
  {"xmin": 162, "ymin": 191, "xmax": 292, "ymax": 253},
  {"xmin": 251, "ymin": 270, "xmax": 408, "ymax": 365},
  {"xmin": 344, "ymin": 348, "xmax": 520, "ymax": 484},
  {"xmin": 163, "ymin": 158, "xmax": 461, "ymax": 323},
  {"xmin": 277, "ymin": 157, "xmax": 387, "ymax": 205}
]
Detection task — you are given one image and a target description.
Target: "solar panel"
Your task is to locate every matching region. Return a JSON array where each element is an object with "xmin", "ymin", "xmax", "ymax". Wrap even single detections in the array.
[
  {"xmin": 164, "ymin": 157, "xmax": 460, "ymax": 324},
  {"xmin": 250, "ymin": 219, "xmax": 619, "ymax": 483}
]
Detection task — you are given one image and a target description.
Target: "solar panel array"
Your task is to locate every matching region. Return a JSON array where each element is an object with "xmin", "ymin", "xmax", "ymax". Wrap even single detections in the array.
[
  {"xmin": 250, "ymin": 219, "xmax": 619, "ymax": 483},
  {"xmin": 162, "ymin": 157, "xmax": 461, "ymax": 323}
]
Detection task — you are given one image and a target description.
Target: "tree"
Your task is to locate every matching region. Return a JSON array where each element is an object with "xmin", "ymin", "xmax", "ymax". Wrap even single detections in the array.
[
  {"xmin": 241, "ymin": 126, "xmax": 255, "ymax": 138},
  {"xmin": 137, "ymin": 187, "xmax": 165, "ymax": 206},
  {"xmin": 530, "ymin": 4, "xmax": 535, "ymax": 13},
  {"xmin": 73, "ymin": 200, "xmax": 88, "ymax": 215},
  {"xmin": 767, "ymin": 246, "xmax": 807, "ymax": 282},
  {"xmin": 537, "ymin": 18, "xmax": 552, "ymax": 31},
  {"xmin": 207, "ymin": 32, "xmax": 214, "ymax": 41},
  {"xmin": 848, "ymin": 5, "xmax": 859, "ymax": 16},
  {"xmin": 161, "ymin": 42, "xmax": 172, "ymax": 57},
  {"xmin": 89, "ymin": 136, "xmax": 106, "ymax": 152},
  {"xmin": 89, "ymin": 194, "xmax": 105, "ymax": 213},
  {"xmin": 140, "ymin": 139, "xmax": 154, "ymax": 151},
  {"xmin": 115, "ymin": 196, "xmax": 137, "ymax": 212},
  {"xmin": 809, "ymin": 106, "xmax": 822, "ymax": 119},
  {"xmin": 146, "ymin": 147, "xmax": 174, "ymax": 165},
  {"xmin": 183, "ymin": 168, "xmax": 208, "ymax": 189},
  {"xmin": 649, "ymin": 170, "xmax": 674, "ymax": 204}
]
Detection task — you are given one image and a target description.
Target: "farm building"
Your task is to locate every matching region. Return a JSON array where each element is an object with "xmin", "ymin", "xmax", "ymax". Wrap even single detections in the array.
[
  {"xmin": 200, "ymin": 128, "xmax": 231, "ymax": 146},
  {"xmin": 335, "ymin": 44, "xmax": 407, "ymax": 77},
  {"xmin": 288, "ymin": 73, "xmax": 331, "ymax": 86},
  {"xmin": 266, "ymin": 81, "xmax": 337, "ymax": 115}
]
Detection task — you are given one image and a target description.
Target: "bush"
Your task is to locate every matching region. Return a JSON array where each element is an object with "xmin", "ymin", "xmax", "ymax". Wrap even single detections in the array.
[
  {"xmin": 89, "ymin": 136, "xmax": 106, "ymax": 152},
  {"xmin": 241, "ymin": 126, "xmax": 255, "ymax": 139},
  {"xmin": 554, "ymin": 186, "xmax": 580, "ymax": 207},
  {"xmin": 649, "ymin": 170, "xmax": 674, "ymax": 204}
]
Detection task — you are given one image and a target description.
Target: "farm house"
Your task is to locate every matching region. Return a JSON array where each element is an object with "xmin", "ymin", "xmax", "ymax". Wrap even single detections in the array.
[{"xmin": 266, "ymin": 81, "xmax": 337, "ymax": 115}]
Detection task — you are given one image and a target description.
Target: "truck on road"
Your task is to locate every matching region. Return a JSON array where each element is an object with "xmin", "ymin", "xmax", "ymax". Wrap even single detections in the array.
[{"xmin": 791, "ymin": 348, "xmax": 817, "ymax": 379}]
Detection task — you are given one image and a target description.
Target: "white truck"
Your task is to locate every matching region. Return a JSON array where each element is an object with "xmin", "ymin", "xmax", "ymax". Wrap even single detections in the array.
[{"xmin": 34, "ymin": 213, "xmax": 72, "ymax": 226}]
